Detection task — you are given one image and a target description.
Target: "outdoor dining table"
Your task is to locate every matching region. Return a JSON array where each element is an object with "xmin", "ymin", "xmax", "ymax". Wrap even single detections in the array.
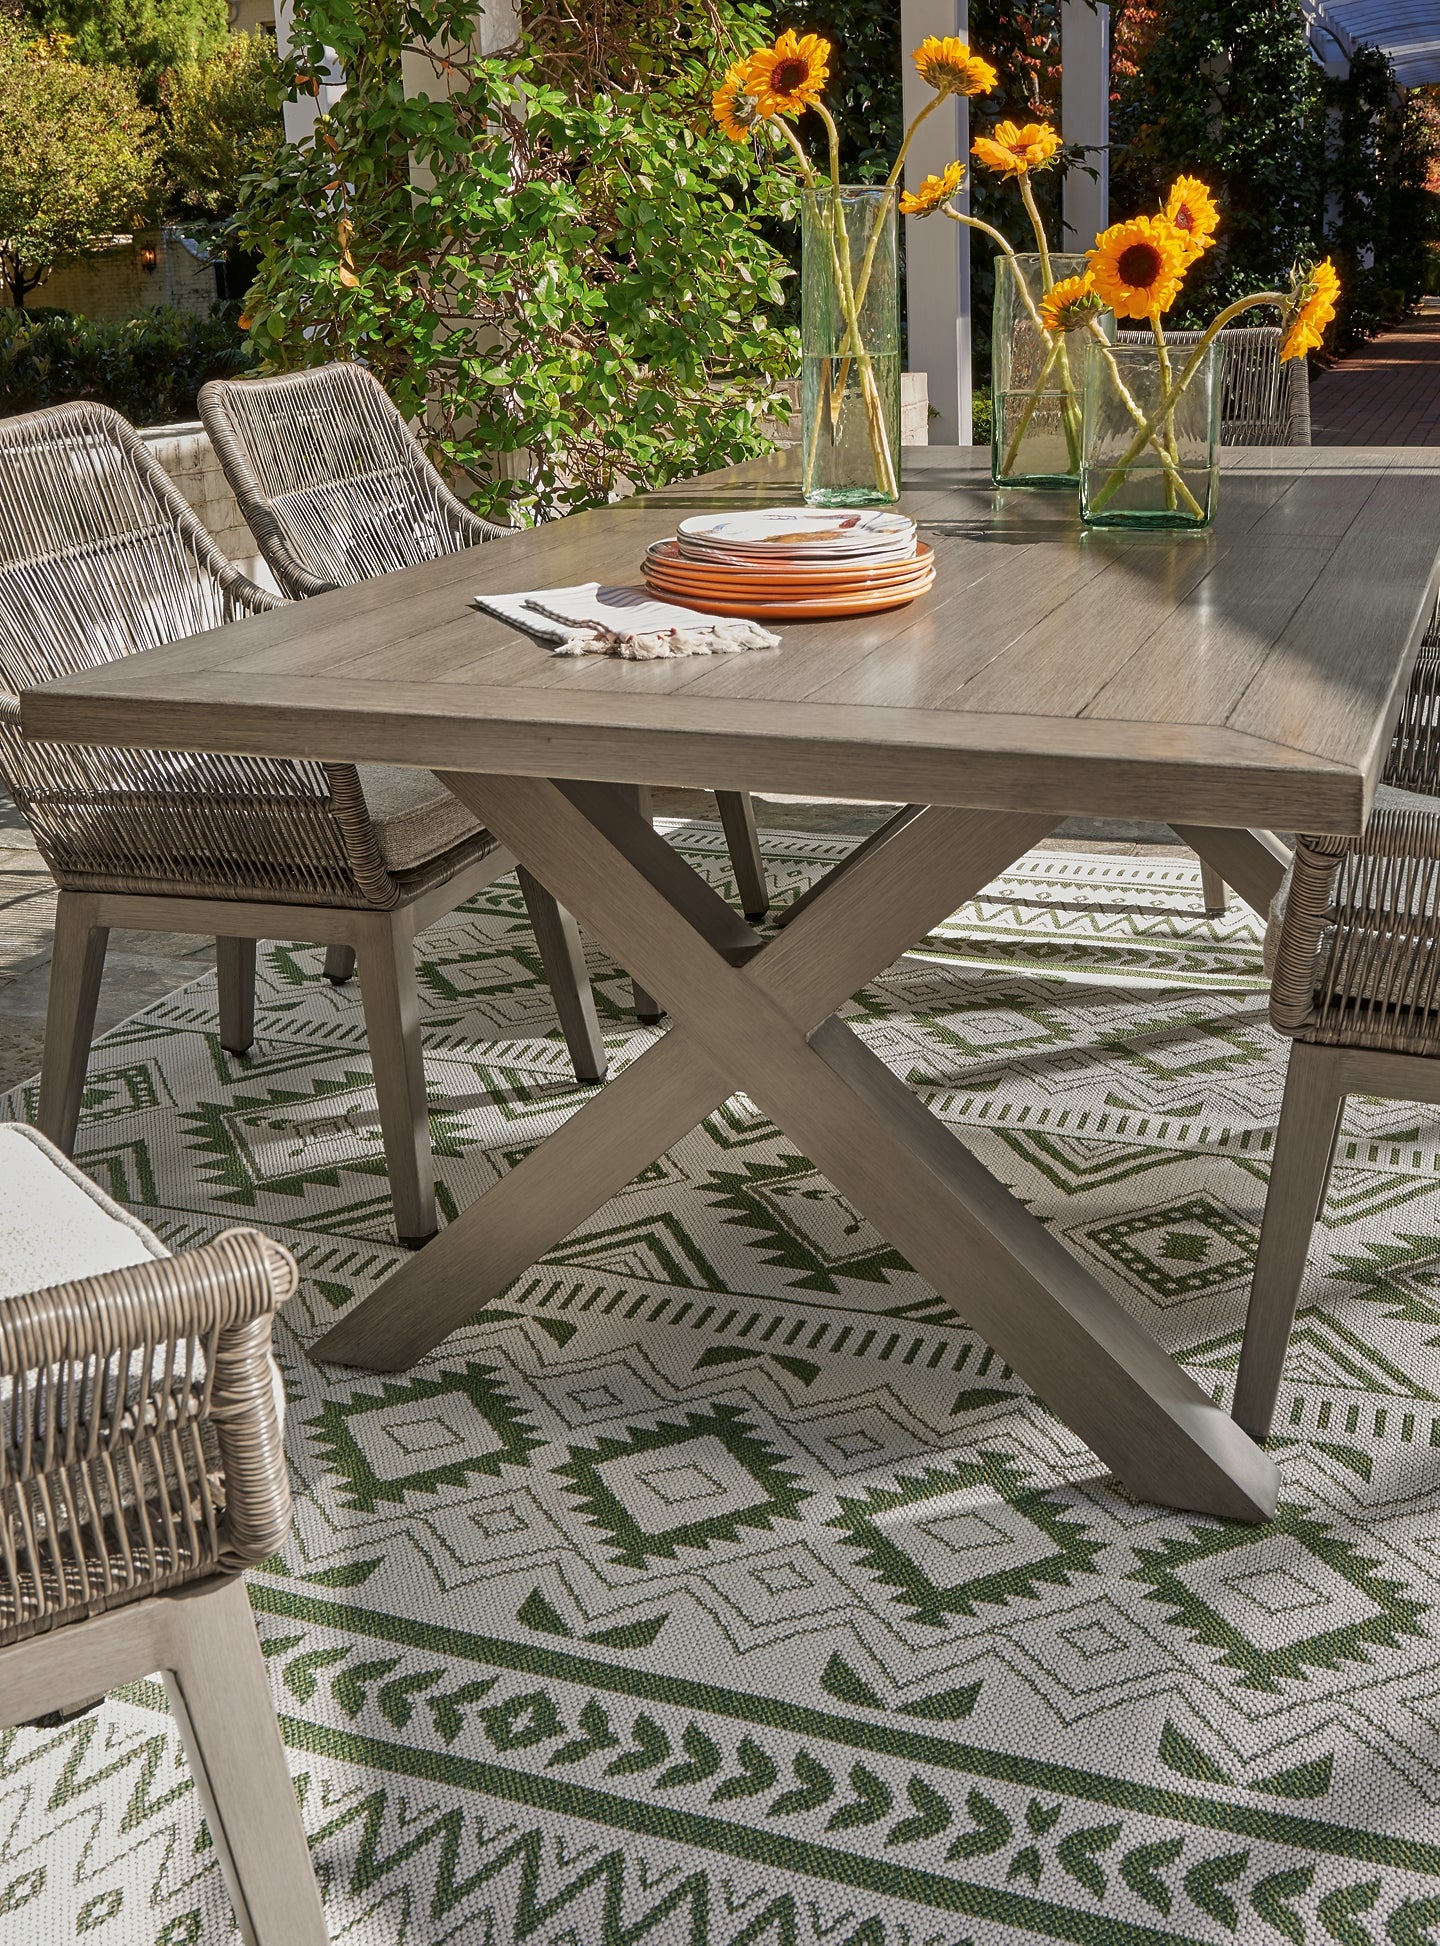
[{"xmin": 24, "ymin": 444, "xmax": 1440, "ymax": 1528}]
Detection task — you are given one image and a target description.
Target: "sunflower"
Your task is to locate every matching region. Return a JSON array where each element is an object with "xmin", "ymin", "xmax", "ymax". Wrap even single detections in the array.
[
  {"xmin": 1041, "ymin": 272, "xmax": 1106, "ymax": 334},
  {"xmin": 745, "ymin": 30, "xmax": 830, "ymax": 119},
  {"xmin": 1088, "ymin": 215, "xmax": 1189, "ymax": 319},
  {"xmin": 899, "ymin": 160, "xmax": 965, "ymax": 218},
  {"xmin": 912, "ymin": 36, "xmax": 998, "ymax": 99},
  {"xmin": 1281, "ymin": 257, "xmax": 1340, "ymax": 361},
  {"xmin": 971, "ymin": 120, "xmax": 1063, "ymax": 178},
  {"xmin": 1163, "ymin": 176, "xmax": 1219, "ymax": 262},
  {"xmin": 712, "ymin": 61, "xmax": 761, "ymax": 143}
]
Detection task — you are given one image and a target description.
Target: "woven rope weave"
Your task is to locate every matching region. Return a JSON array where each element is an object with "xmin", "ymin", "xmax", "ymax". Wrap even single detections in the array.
[{"xmin": 1113, "ymin": 326, "xmax": 1311, "ymax": 446}]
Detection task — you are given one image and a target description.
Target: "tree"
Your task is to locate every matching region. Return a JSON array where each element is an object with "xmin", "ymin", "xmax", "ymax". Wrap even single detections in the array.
[
  {"xmin": 30, "ymin": 0, "xmax": 228, "ymax": 98},
  {"xmin": 0, "ymin": 23, "xmax": 159, "ymax": 306},
  {"xmin": 162, "ymin": 31, "xmax": 284, "ymax": 220}
]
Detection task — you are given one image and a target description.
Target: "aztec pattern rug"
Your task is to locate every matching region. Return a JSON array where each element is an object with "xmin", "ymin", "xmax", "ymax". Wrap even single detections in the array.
[{"xmin": 8, "ymin": 824, "xmax": 1440, "ymax": 1945}]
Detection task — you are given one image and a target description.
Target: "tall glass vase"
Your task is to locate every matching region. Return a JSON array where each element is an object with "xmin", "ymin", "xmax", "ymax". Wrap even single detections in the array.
[
  {"xmin": 991, "ymin": 252, "xmax": 1092, "ymax": 490},
  {"xmin": 801, "ymin": 185, "xmax": 900, "ymax": 507},
  {"xmin": 1080, "ymin": 338, "xmax": 1221, "ymax": 529}
]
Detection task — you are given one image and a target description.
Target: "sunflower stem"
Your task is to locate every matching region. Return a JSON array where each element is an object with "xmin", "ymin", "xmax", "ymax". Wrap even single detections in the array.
[
  {"xmin": 999, "ymin": 338, "xmax": 1062, "ymax": 476},
  {"xmin": 1088, "ymin": 292, "xmax": 1286, "ymax": 514},
  {"xmin": 1085, "ymin": 323, "xmax": 1205, "ymax": 518},
  {"xmin": 1150, "ymin": 314, "xmax": 1178, "ymax": 511}
]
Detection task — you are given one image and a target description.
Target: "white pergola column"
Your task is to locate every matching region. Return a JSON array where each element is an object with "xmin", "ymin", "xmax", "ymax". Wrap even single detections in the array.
[
  {"xmin": 1061, "ymin": 0, "xmax": 1110, "ymax": 250},
  {"xmin": 901, "ymin": 0, "xmax": 972, "ymax": 444}
]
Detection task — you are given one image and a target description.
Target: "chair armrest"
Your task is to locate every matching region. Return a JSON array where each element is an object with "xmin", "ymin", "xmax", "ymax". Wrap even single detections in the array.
[
  {"xmin": 1270, "ymin": 808, "xmax": 1440, "ymax": 1048},
  {"xmin": 0, "ymin": 1229, "xmax": 299, "ymax": 1640}
]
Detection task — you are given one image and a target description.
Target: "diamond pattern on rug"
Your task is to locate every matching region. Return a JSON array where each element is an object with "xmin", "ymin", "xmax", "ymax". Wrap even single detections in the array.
[{"xmin": 11, "ymin": 825, "xmax": 1440, "ymax": 1943}]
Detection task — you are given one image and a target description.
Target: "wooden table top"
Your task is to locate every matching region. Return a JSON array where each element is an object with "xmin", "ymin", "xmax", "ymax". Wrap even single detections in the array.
[{"xmin": 24, "ymin": 445, "xmax": 1440, "ymax": 835}]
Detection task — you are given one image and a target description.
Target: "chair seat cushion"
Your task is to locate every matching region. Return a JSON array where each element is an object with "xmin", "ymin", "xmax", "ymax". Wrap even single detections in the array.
[
  {"xmin": 0, "ymin": 1123, "xmax": 285, "ymax": 1424},
  {"xmin": 0, "ymin": 1124, "xmax": 164, "ymax": 1298},
  {"xmin": 356, "ymin": 764, "xmax": 494, "ymax": 873}
]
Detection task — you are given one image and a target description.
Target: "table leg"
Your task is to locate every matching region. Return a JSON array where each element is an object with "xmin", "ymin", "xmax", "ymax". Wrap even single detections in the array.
[
  {"xmin": 314, "ymin": 778, "xmax": 1277, "ymax": 1523},
  {"xmin": 1170, "ymin": 826, "xmax": 1291, "ymax": 916}
]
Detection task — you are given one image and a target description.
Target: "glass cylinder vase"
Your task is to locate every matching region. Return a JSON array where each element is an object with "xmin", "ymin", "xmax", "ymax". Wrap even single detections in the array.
[
  {"xmin": 991, "ymin": 252, "xmax": 1092, "ymax": 490},
  {"xmin": 1079, "ymin": 337, "xmax": 1221, "ymax": 530},
  {"xmin": 800, "ymin": 185, "xmax": 901, "ymax": 507}
]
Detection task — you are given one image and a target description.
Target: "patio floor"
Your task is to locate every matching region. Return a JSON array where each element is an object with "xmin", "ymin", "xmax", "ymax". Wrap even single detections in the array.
[{"xmin": 1310, "ymin": 300, "xmax": 1440, "ymax": 444}]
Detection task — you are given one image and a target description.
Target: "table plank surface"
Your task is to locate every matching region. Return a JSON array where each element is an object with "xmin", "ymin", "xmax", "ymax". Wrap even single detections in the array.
[{"xmin": 23, "ymin": 446, "xmax": 1440, "ymax": 836}]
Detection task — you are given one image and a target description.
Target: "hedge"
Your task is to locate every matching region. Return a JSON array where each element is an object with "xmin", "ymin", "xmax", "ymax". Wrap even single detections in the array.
[{"xmin": 0, "ymin": 304, "xmax": 254, "ymax": 424}]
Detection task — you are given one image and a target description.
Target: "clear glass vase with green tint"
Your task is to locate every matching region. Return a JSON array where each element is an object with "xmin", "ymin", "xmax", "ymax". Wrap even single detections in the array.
[
  {"xmin": 991, "ymin": 252, "xmax": 1090, "ymax": 490},
  {"xmin": 1080, "ymin": 337, "xmax": 1221, "ymax": 530},
  {"xmin": 800, "ymin": 184, "xmax": 900, "ymax": 507}
]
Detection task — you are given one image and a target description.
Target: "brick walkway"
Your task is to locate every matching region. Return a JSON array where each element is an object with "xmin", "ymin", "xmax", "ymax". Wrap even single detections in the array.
[{"xmin": 1310, "ymin": 303, "xmax": 1440, "ymax": 445}]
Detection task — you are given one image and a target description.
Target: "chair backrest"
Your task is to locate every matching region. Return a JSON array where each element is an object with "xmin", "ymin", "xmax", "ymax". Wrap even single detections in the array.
[
  {"xmin": 199, "ymin": 362, "xmax": 506, "ymax": 599},
  {"xmin": 0, "ymin": 402, "xmax": 394, "ymax": 907},
  {"xmin": 0, "ymin": 1216, "xmax": 295, "ymax": 1644},
  {"xmin": 1113, "ymin": 326, "xmax": 1311, "ymax": 446}
]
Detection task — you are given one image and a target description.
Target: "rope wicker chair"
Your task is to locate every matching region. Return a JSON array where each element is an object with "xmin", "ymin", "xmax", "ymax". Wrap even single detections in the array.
[
  {"xmin": 1233, "ymin": 612, "xmax": 1440, "ymax": 1439},
  {"xmin": 0, "ymin": 1123, "xmax": 325, "ymax": 1944},
  {"xmin": 0, "ymin": 401, "xmax": 609, "ymax": 1247},
  {"xmin": 198, "ymin": 362, "xmax": 771, "ymax": 984},
  {"xmin": 1113, "ymin": 324, "xmax": 1311, "ymax": 446}
]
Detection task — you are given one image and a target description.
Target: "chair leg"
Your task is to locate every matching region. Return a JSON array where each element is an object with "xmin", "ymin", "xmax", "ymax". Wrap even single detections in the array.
[
  {"xmin": 518, "ymin": 867, "xmax": 608, "ymax": 1084},
  {"xmin": 324, "ymin": 943, "xmax": 356, "ymax": 985},
  {"xmin": 716, "ymin": 790, "xmax": 769, "ymax": 923},
  {"xmin": 163, "ymin": 1577, "xmax": 327, "ymax": 1946},
  {"xmin": 1232, "ymin": 1041, "xmax": 1346, "ymax": 1442},
  {"xmin": 1198, "ymin": 857, "xmax": 1228, "ymax": 916},
  {"xmin": 354, "ymin": 909, "xmax": 436, "ymax": 1246},
  {"xmin": 36, "ymin": 891, "xmax": 109, "ymax": 1155},
  {"xmin": 626, "ymin": 785, "xmax": 664, "ymax": 1025},
  {"xmin": 217, "ymin": 938, "xmax": 257, "ymax": 1054}
]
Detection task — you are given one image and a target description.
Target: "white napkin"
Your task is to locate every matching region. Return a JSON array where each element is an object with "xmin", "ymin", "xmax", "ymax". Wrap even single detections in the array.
[{"xmin": 474, "ymin": 584, "xmax": 780, "ymax": 660}]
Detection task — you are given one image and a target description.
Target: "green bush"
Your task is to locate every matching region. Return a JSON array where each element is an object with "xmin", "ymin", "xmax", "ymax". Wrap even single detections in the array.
[{"xmin": 0, "ymin": 303, "xmax": 254, "ymax": 423}]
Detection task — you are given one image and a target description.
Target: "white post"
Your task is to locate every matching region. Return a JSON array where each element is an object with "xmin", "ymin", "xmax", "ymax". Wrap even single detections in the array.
[
  {"xmin": 901, "ymin": 0, "xmax": 971, "ymax": 444},
  {"xmin": 1061, "ymin": 0, "xmax": 1109, "ymax": 251}
]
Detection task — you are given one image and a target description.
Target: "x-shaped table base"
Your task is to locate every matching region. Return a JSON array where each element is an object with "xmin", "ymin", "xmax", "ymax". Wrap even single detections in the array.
[{"xmin": 312, "ymin": 777, "xmax": 1279, "ymax": 1524}]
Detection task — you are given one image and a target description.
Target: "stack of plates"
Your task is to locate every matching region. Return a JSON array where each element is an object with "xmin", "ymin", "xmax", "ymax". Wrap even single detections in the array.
[{"xmin": 643, "ymin": 508, "xmax": 934, "ymax": 620}]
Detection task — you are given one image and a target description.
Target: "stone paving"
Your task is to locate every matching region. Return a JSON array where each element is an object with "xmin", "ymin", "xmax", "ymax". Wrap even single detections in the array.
[{"xmin": 1310, "ymin": 301, "xmax": 1440, "ymax": 445}]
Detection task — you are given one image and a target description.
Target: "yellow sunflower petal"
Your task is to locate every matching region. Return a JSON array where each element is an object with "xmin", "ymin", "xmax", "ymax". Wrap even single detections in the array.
[
  {"xmin": 746, "ymin": 30, "xmax": 831, "ymax": 119},
  {"xmin": 1163, "ymin": 175, "xmax": 1220, "ymax": 262},
  {"xmin": 899, "ymin": 160, "xmax": 965, "ymax": 217},
  {"xmin": 1088, "ymin": 214, "xmax": 1190, "ymax": 320},
  {"xmin": 912, "ymin": 36, "xmax": 997, "ymax": 99},
  {"xmin": 712, "ymin": 61, "xmax": 761, "ymax": 142},
  {"xmin": 1040, "ymin": 272, "xmax": 1106, "ymax": 334},
  {"xmin": 971, "ymin": 120, "xmax": 1063, "ymax": 178},
  {"xmin": 1280, "ymin": 257, "xmax": 1340, "ymax": 361}
]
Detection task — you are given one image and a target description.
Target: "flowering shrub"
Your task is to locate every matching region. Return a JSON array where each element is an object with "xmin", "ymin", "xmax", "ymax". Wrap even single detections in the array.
[{"xmin": 238, "ymin": 0, "xmax": 795, "ymax": 523}]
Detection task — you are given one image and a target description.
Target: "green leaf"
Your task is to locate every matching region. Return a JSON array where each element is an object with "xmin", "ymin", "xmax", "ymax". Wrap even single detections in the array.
[
  {"xmin": 897, "ymin": 1682, "xmax": 981, "ymax": 1722},
  {"xmin": 1185, "ymin": 1850, "xmax": 1250, "ymax": 1930},
  {"xmin": 548, "ymin": 1699, "xmax": 619, "ymax": 1767},
  {"xmin": 826, "ymin": 1763, "xmax": 893, "ymax": 1831},
  {"xmin": 1026, "ymin": 1799, "xmax": 1063, "ymax": 1835},
  {"xmin": 711, "ymin": 1736, "xmax": 779, "ymax": 1803},
  {"xmin": 655, "ymin": 1722, "xmax": 722, "ymax": 1790},
  {"xmin": 605, "ymin": 1713, "xmax": 670, "ymax": 1777},
  {"xmin": 1160, "ymin": 1718, "xmax": 1233, "ymax": 1784},
  {"xmin": 1121, "ymin": 1837, "xmax": 1184, "ymax": 1916},
  {"xmin": 517, "ymin": 1589, "xmax": 573, "ymax": 1638},
  {"xmin": 1315, "ymin": 1878, "xmax": 1379, "ymax": 1945},
  {"xmin": 585, "ymin": 1613, "xmax": 668, "ymax": 1651},
  {"xmin": 301, "ymin": 1557, "xmax": 382, "ymax": 1588},
  {"xmin": 1252, "ymin": 1753, "xmax": 1334, "ymax": 1800},
  {"xmin": 1252, "ymin": 1864, "xmax": 1314, "ymax": 1944},
  {"xmin": 377, "ymin": 1669, "xmax": 442, "ymax": 1730},
  {"xmin": 1383, "ymin": 1893, "xmax": 1440, "ymax": 1944},
  {"xmin": 768, "ymin": 1751, "xmax": 834, "ymax": 1817},
  {"xmin": 1056, "ymin": 1822, "xmax": 1122, "ymax": 1900},
  {"xmin": 282, "ymin": 1647, "xmax": 349, "ymax": 1701},
  {"xmin": 946, "ymin": 1790, "xmax": 1012, "ymax": 1861},
  {"xmin": 427, "ymin": 1679, "xmax": 498, "ymax": 1745},
  {"xmin": 886, "ymin": 1776, "xmax": 952, "ymax": 1846},
  {"xmin": 331, "ymin": 1656, "xmax": 399, "ymax": 1719},
  {"xmin": 821, "ymin": 1652, "xmax": 884, "ymax": 1710}
]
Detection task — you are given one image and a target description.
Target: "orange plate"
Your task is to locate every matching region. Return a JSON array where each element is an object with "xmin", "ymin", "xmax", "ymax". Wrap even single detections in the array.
[
  {"xmin": 647, "ymin": 539, "xmax": 933, "ymax": 593},
  {"xmin": 639, "ymin": 572, "xmax": 935, "ymax": 622}
]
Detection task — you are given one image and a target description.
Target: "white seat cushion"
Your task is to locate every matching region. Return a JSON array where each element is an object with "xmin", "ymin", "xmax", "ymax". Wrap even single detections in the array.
[
  {"xmin": 0, "ymin": 1123, "xmax": 285, "ymax": 1425},
  {"xmin": 355, "ymin": 764, "xmax": 491, "ymax": 873}
]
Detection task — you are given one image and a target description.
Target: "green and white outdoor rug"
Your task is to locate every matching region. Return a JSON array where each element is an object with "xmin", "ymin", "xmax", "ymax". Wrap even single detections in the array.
[{"xmin": 11, "ymin": 824, "xmax": 1440, "ymax": 1945}]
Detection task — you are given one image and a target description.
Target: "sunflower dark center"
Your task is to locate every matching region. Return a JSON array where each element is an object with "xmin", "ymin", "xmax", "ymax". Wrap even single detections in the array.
[
  {"xmin": 772, "ymin": 57, "xmax": 810, "ymax": 92},
  {"xmin": 1117, "ymin": 242, "xmax": 1163, "ymax": 286},
  {"xmin": 1174, "ymin": 205, "xmax": 1195, "ymax": 231},
  {"xmin": 1007, "ymin": 138, "xmax": 1031, "ymax": 155}
]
